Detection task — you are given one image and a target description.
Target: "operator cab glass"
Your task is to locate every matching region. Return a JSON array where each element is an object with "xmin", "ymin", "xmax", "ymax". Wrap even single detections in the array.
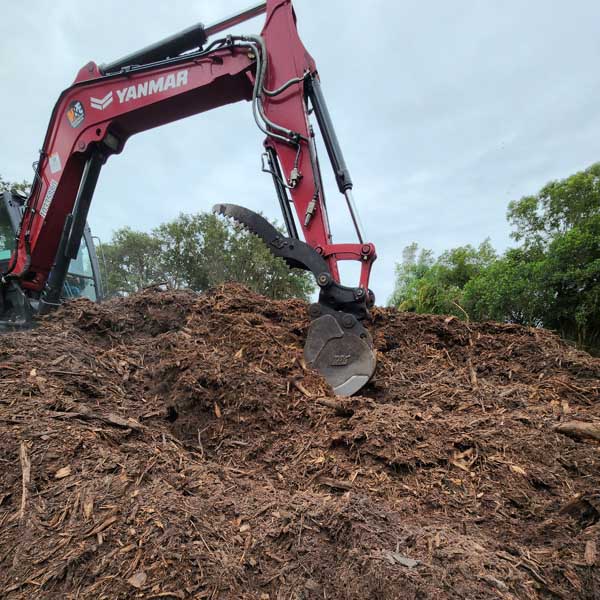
[
  {"xmin": 0, "ymin": 200, "xmax": 15, "ymax": 264},
  {"xmin": 63, "ymin": 242, "xmax": 97, "ymax": 301}
]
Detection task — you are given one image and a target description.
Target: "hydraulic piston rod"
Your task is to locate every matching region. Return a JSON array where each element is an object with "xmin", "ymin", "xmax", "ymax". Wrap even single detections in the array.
[{"xmin": 205, "ymin": 2, "xmax": 267, "ymax": 38}]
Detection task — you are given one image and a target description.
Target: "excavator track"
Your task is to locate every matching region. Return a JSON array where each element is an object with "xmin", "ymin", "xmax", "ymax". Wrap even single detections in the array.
[{"xmin": 213, "ymin": 203, "xmax": 376, "ymax": 395}]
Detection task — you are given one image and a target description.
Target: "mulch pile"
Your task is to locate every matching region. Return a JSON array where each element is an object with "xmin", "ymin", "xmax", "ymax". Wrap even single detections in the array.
[{"xmin": 1, "ymin": 283, "xmax": 599, "ymax": 599}]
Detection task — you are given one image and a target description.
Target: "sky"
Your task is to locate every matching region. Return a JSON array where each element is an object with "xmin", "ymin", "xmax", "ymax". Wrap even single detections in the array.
[{"xmin": 2, "ymin": 0, "xmax": 600, "ymax": 303}]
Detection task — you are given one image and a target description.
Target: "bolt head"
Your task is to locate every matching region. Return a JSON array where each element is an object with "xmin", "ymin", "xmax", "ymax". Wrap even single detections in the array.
[
  {"xmin": 308, "ymin": 304, "xmax": 322, "ymax": 318},
  {"xmin": 317, "ymin": 273, "xmax": 331, "ymax": 287},
  {"xmin": 341, "ymin": 314, "xmax": 355, "ymax": 328}
]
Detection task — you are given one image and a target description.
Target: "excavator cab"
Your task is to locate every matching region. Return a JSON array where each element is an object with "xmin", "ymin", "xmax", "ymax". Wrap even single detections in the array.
[{"xmin": 0, "ymin": 191, "xmax": 102, "ymax": 304}]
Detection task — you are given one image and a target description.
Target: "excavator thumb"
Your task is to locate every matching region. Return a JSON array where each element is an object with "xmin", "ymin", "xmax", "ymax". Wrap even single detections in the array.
[{"xmin": 213, "ymin": 204, "xmax": 376, "ymax": 395}]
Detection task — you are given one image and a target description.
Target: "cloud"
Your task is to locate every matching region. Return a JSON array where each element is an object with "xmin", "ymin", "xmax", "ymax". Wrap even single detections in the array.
[{"xmin": 2, "ymin": 0, "xmax": 600, "ymax": 304}]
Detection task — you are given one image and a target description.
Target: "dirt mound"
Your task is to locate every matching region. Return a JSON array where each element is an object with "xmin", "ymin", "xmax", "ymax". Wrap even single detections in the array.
[{"xmin": 0, "ymin": 283, "xmax": 598, "ymax": 599}]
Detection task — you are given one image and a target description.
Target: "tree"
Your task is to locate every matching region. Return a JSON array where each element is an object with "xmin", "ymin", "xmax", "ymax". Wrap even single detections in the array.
[
  {"xmin": 387, "ymin": 243, "xmax": 434, "ymax": 309},
  {"xmin": 507, "ymin": 162, "xmax": 600, "ymax": 247},
  {"xmin": 153, "ymin": 213, "xmax": 212, "ymax": 291},
  {"xmin": 99, "ymin": 213, "xmax": 314, "ymax": 300},
  {"xmin": 542, "ymin": 214, "xmax": 600, "ymax": 347},
  {"xmin": 463, "ymin": 247, "xmax": 549, "ymax": 326},
  {"xmin": 436, "ymin": 239, "xmax": 497, "ymax": 289},
  {"xmin": 0, "ymin": 174, "xmax": 30, "ymax": 195},
  {"xmin": 97, "ymin": 228, "xmax": 163, "ymax": 295},
  {"xmin": 388, "ymin": 240, "xmax": 496, "ymax": 318},
  {"xmin": 501, "ymin": 164, "xmax": 600, "ymax": 349}
]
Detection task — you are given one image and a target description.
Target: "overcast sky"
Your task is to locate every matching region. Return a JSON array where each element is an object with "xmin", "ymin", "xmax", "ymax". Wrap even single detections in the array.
[{"xmin": 2, "ymin": 1, "xmax": 600, "ymax": 303}]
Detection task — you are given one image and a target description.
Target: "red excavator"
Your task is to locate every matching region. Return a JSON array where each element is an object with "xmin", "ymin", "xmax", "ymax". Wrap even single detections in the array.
[{"xmin": 0, "ymin": 0, "xmax": 377, "ymax": 395}]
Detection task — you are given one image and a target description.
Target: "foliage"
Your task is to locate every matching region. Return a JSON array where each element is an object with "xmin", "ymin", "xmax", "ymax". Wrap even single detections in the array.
[
  {"xmin": 0, "ymin": 174, "xmax": 30, "ymax": 195},
  {"xmin": 98, "ymin": 213, "xmax": 314, "ymax": 300},
  {"xmin": 542, "ymin": 214, "xmax": 600, "ymax": 347},
  {"xmin": 98, "ymin": 228, "xmax": 163, "ymax": 295},
  {"xmin": 390, "ymin": 162, "xmax": 600, "ymax": 353},
  {"xmin": 463, "ymin": 248, "xmax": 549, "ymax": 326},
  {"xmin": 507, "ymin": 162, "xmax": 600, "ymax": 247},
  {"xmin": 389, "ymin": 240, "xmax": 496, "ymax": 318}
]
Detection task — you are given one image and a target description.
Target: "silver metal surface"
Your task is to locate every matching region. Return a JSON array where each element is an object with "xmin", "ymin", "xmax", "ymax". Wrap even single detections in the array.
[
  {"xmin": 205, "ymin": 2, "xmax": 267, "ymax": 38},
  {"xmin": 343, "ymin": 189, "xmax": 365, "ymax": 243}
]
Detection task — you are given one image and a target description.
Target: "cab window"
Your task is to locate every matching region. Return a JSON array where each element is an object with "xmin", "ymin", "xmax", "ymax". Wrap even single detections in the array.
[
  {"xmin": 63, "ymin": 241, "xmax": 97, "ymax": 301},
  {"xmin": 0, "ymin": 201, "xmax": 15, "ymax": 262}
]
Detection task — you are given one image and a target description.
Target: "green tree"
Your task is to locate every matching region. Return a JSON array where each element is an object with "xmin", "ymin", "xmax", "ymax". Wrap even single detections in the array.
[
  {"xmin": 100, "ymin": 213, "xmax": 314, "ymax": 300},
  {"xmin": 388, "ymin": 243, "xmax": 434, "ymax": 309},
  {"xmin": 467, "ymin": 163, "xmax": 600, "ymax": 350},
  {"xmin": 463, "ymin": 247, "xmax": 548, "ymax": 326},
  {"xmin": 507, "ymin": 162, "xmax": 600, "ymax": 247},
  {"xmin": 389, "ymin": 240, "xmax": 496, "ymax": 317},
  {"xmin": 543, "ymin": 214, "xmax": 600, "ymax": 347},
  {"xmin": 155, "ymin": 213, "xmax": 313, "ymax": 300},
  {"xmin": 153, "ymin": 213, "xmax": 212, "ymax": 290},
  {"xmin": 98, "ymin": 228, "xmax": 163, "ymax": 295}
]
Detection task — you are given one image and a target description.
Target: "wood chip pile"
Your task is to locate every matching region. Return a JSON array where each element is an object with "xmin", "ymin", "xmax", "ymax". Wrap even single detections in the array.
[{"xmin": 0, "ymin": 283, "xmax": 598, "ymax": 598}]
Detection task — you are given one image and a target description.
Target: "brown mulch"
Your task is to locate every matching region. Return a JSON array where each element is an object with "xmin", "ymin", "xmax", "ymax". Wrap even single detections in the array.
[{"xmin": 0, "ymin": 283, "xmax": 598, "ymax": 599}]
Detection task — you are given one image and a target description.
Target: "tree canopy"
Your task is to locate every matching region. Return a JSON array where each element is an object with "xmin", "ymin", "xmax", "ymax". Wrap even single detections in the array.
[
  {"xmin": 389, "ymin": 162, "xmax": 600, "ymax": 352},
  {"xmin": 98, "ymin": 213, "xmax": 314, "ymax": 301}
]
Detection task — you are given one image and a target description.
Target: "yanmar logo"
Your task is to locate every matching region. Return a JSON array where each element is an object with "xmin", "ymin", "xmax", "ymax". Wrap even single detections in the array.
[
  {"xmin": 90, "ymin": 92, "xmax": 113, "ymax": 110},
  {"xmin": 90, "ymin": 70, "xmax": 189, "ymax": 110}
]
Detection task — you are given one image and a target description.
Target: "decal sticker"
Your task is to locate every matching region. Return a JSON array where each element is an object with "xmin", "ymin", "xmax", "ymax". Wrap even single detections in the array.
[
  {"xmin": 49, "ymin": 152, "xmax": 62, "ymax": 174},
  {"xmin": 90, "ymin": 91, "xmax": 113, "ymax": 110},
  {"xmin": 40, "ymin": 179, "xmax": 58, "ymax": 218},
  {"xmin": 115, "ymin": 69, "xmax": 188, "ymax": 104},
  {"xmin": 66, "ymin": 99, "xmax": 85, "ymax": 128}
]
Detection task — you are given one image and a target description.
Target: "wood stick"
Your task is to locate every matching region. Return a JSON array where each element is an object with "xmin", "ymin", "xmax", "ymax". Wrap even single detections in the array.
[
  {"xmin": 319, "ymin": 477, "xmax": 353, "ymax": 491},
  {"xmin": 554, "ymin": 420, "xmax": 600, "ymax": 442},
  {"xmin": 315, "ymin": 397, "xmax": 354, "ymax": 417},
  {"xmin": 19, "ymin": 441, "xmax": 31, "ymax": 522}
]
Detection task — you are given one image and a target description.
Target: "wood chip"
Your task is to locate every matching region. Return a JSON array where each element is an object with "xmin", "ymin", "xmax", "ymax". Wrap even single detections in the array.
[
  {"xmin": 85, "ymin": 515, "xmax": 118, "ymax": 538},
  {"xmin": 509, "ymin": 464, "xmax": 527, "ymax": 476},
  {"xmin": 585, "ymin": 540, "xmax": 596, "ymax": 566},
  {"xmin": 383, "ymin": 551, "xmax": 420, "ymax": 568},
  {"xmin": 127, "ymin": 570, "xmax": 147, "ymax": 588},
  {"xmin": 318, "ymin": 477, "xmax": 353, "ymax": 491},
  {"xmin": 54, "ymin": 466, "xmax": 71, "ymax": 479},
  {"xmin": 83, "ymin": 495, "xmax": 94, "ymax": 519}
]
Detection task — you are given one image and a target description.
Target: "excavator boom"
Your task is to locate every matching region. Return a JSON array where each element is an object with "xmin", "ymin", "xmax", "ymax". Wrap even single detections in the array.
[{"xmin": 0, "ymin": 0, "xmax": 377, "ymax": 395}]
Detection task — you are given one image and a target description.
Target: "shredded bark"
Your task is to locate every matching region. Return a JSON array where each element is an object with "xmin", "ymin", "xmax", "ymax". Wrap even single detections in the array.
[{"xmin": 0, "ymin": 283, "xmax": 599, "ymax": 598}]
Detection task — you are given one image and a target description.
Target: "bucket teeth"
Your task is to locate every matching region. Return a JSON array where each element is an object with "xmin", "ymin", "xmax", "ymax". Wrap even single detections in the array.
[{"xmin": 213, "ymin": 204, "xmax": 329, "ymax": 275}]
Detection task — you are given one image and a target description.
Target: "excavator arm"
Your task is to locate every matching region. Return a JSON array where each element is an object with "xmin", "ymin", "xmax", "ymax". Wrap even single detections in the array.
[{"xmin": 0, "ymin": 0, "xmax": 377, "ymax": 395}]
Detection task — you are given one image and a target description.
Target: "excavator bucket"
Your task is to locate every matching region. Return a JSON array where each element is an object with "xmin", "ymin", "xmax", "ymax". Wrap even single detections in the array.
[
  {"xmin": 214, "ymin": 203, "xmax": 376, "ymax": 395},
  {"xmin": 304, "ymin": 314, "xmax": 376, "ymax": 396}
]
